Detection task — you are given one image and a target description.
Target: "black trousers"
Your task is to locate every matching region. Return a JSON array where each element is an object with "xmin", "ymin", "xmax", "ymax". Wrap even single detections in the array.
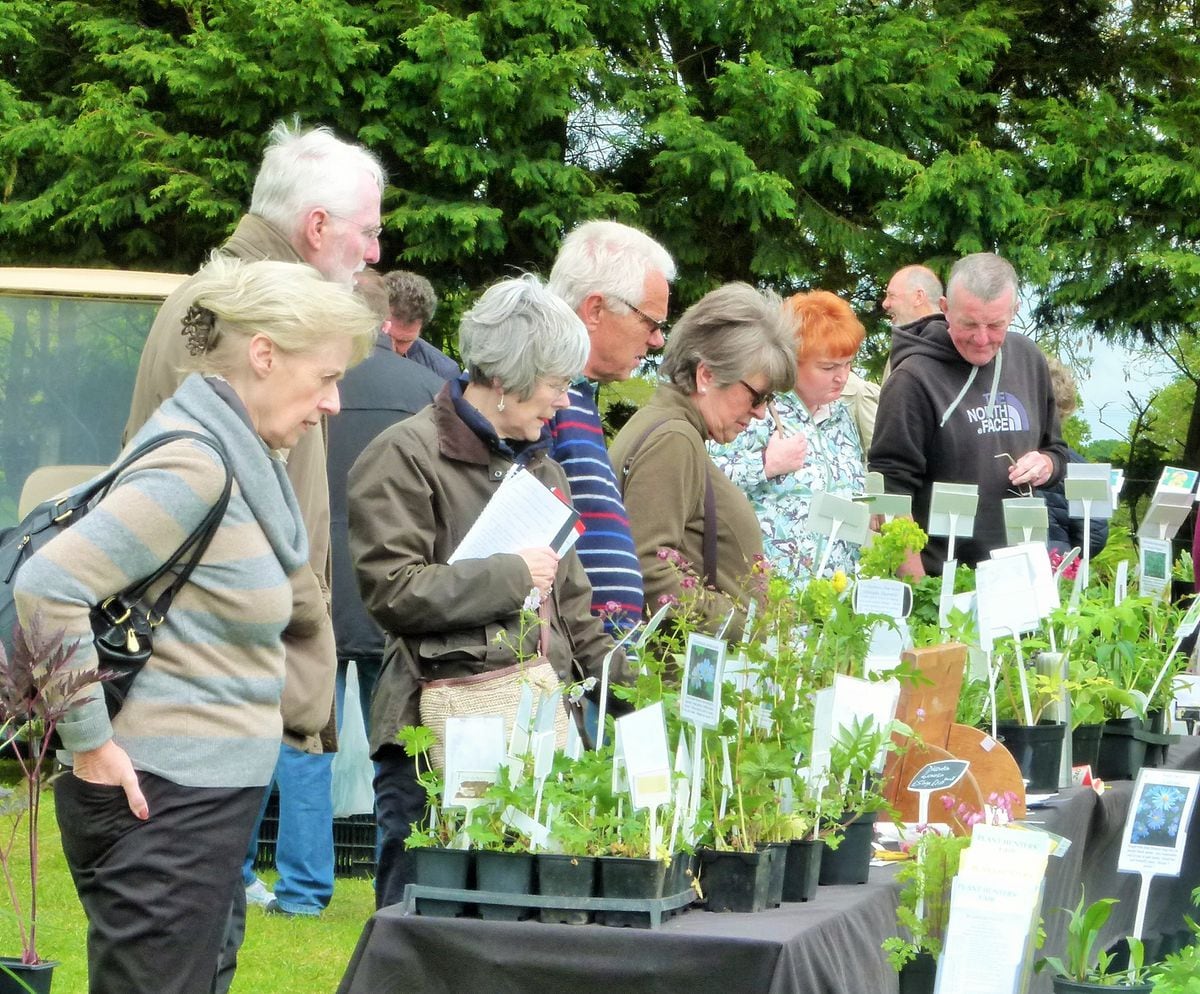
[
  {"xmin": 55, "ymin": 770, "xmax": 265, "ymax": 994},
  {"xmin": 372, "ymin": 744, "xmax": 426, "ymax": 910}
]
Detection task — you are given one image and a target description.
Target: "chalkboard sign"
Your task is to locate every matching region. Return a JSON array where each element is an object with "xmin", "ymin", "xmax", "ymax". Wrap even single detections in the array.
[{"xmin": 908, "ymin": 759, "xmax": 969, "ymax": 793}]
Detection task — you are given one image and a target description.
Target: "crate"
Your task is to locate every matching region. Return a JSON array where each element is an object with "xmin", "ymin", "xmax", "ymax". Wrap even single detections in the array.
[{"xmin": 252, "ymin": 788, "xmax": 377, "ymax": 880}]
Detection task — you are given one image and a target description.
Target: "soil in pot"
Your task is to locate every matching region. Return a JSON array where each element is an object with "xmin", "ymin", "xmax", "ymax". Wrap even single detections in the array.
[
  {"xmin": 898, "ymin": 950, "xmax": 937, "ymax": 994},
  {"xmin": 0, "ymin": 959, "xmax": 56, "ymax": 994},
  {"xmin": 536, "ymin": 853, "xmax": 595, "ymax": 925},
  {"xmin": 819, "ymin": 811, "xmax": 877, "ymax": 886},
  {"xmin": 596, "ymin": 855, "xmax": 666, "ymax": 928},
  {"xmin": 1071, "ymin": 723, "xmax": 1104, "ymax": 772},
  {"xmin": 698, "ymin": 847, "xmax": 772, "ymax": 913},
  {"xmin": 782, "ymin": 838, "xmax": 824, "ymax": 902},
  {"xmin": 413, "ymin": 846, "xmax": 471, "ymax": 917},
  {"xmin": 996, "ymin": 721, "xmax": 1066, "ymax": 792},
  {"xmin": 475, "ymin": 850, "xmax": 534, "ymax": 921},
  {"xmin": 1096, "ymin": 717, "xmax": 1148, "ymax": 781}
]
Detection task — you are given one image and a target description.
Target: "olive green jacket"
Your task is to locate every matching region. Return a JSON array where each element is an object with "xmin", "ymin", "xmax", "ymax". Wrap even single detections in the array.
[
  {"xmin": 608, "ymin": 384, "xmax": 764, "ymax": 635},
  {"xmin": 348, "ymin": 386, "xmax": 627, "ymax": 754}
]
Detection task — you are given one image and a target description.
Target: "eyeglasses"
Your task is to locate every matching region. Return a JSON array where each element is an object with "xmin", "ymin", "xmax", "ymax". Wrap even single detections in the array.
[
  {"xmin": 325, "ymin": 211, "xmax": 383, "ymax": 240},
  {"xmin": 539, "ymin": 378, "xmax": 573, "ymax": 399},
  {"xmin": 738, "ymin": 380, "xmax": 775, "ymax": 409},
  {"xmin": 611, "ymin": 296, "xmax": 669, "ymax": 336}
]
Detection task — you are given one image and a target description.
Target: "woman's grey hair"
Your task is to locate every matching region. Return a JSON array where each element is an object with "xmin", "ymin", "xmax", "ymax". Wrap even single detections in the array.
[
  {"xmin": 660, "ymin": 283, "xmax": 796, "ymax": 395},
  {"xmin": 548, "ymin": 220, "xmax": 676, "ymax": 312},
  {"xmin": 186, "ymin": 255, "xmax": 379, "ymax": 375},
  {"xmin": 383, "ymin": 270, "xmax": 438, "ymax": 324},
  {"xmin": 946, "ymin": 252, "xmax": 1019, "ymax": 306},
  {"xmin": 250, "ymin": 121, "xmax": 386, "ymax": 241},
  {"xmin": 459, "ymin": 275, "xmax": 588, "ymax": 400}
]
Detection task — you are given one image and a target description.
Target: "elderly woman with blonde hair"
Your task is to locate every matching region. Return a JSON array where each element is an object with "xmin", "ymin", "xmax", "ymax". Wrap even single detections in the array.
[
  {"xmin": 609, "ymin": 282, "xmax": 796, "ymax": 632},
  {"xmin": 710, "ymin": 289, "xmax": 868, "ymax": 585},
  {"xmin": 15, "ymin": 256, "xmax": 377, "ymax": 993}
]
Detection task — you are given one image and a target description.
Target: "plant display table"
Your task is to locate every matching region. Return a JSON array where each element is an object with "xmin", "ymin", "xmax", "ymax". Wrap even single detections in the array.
[{"xmin": 337, "ymin": 740, "xmax": 1200, "ymax": 994}]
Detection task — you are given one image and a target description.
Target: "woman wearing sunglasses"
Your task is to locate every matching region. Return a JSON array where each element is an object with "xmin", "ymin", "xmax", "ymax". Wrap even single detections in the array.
[{"xmin": 609, "ymin": 283, "xmax": 794, "ymax": 634}]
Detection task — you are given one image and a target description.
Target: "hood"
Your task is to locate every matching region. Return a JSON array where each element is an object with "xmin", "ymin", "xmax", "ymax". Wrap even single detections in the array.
[{"xmin": 889, "ymin": 315, "xmax": 1007, "ymax": 428}]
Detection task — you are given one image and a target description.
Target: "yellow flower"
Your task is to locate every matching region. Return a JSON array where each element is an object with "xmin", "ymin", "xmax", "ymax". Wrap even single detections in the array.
[{"xmin": 831, "ymin": 569, "xmax": 848, "ymax": 593}]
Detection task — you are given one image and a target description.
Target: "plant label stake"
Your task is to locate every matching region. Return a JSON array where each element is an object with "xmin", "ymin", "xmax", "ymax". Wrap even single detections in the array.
[
  {"xmin": 908, "ymin": 760, "xmax": 970, "ymax": 826},
  {"xmin": 808, "ymin": 491, "xmax": 870, "ymax": 579},
  {"xmin": 928, "ymin": 482, "xmax": 980, "ymax": 568},
  {"xmin": 1117, "ymin": 769, "xmax": 1200, "ymax": 940},
  {"xmin": 595, "ymin": 622, "xmax": 638, "ymax": 751}
]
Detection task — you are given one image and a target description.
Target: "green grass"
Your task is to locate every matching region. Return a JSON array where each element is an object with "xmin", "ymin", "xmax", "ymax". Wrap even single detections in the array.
[{"xmin": 10, "ymin": 786, "xmax": 378, "ymax": 994}]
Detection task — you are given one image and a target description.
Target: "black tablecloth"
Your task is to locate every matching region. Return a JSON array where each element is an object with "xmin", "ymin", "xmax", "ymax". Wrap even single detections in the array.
[{"xmin": 337, "ymin": 739, "xmax": 1200, "ymax": 994}]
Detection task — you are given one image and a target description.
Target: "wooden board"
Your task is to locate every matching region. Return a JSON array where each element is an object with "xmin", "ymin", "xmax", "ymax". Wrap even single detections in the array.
[
  {"xmin": 944, "ymin": 722, "xmax": 1027, "ymax": 819},
  {"xmin": 884, "ymin": 741, "xmax": 985, "ymax": 831}
]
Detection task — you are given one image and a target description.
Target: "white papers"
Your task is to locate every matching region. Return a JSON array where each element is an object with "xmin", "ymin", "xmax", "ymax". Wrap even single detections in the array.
[
  {"xmin": 936, "ymin": 824, "xmax": 1051, "ymax": 994},
  {"xmin": 1138, "ymin": 537, "xmax": 1172, "ymax": 598},
  {"xmin": 811, "ymin": 675, "xmax": 900, "ymax": 778},
  {"xmin": 990, "ymin": 543, "xmax": 1059, "ymax": 620},
  {"xmin": 448, "ymin": 466, "xmax": 582, "ymax": 563}
]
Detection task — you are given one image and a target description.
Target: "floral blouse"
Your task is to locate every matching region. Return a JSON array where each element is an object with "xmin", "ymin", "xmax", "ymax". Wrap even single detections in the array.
[{"xmin": 708, "ymin": 391, "xmax": 865, "ymax": 585}]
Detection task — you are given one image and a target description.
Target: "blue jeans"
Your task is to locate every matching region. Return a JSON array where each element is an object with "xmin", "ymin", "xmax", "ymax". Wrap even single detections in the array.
[{"xmin": 240, "ymin": 743, "xmax": 334, "ymax": 915}]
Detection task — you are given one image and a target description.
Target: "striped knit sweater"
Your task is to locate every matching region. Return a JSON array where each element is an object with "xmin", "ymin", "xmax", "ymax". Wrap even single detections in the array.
[
  {"xmin": 550, "ymin": 382, "xmax": 644, "ymax": 631},
  {"xmin": 14, "ymin": 374, "xmax": 313, "ymax": 788}
]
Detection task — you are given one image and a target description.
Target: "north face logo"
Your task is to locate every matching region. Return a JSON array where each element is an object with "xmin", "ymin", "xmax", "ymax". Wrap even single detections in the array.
[{"xmin": 965, "ymin": 391, "xmax": 1030, "ymax": 434}]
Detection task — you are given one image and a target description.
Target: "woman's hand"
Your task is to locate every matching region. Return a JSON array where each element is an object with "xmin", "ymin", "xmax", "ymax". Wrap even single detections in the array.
[
  {"xmin": 517, "ymin": 546, "xmax": 560, "ymax": 595},
  {"xmin": 72, "ymin": 739, "xmax": 150, "ymax": 820},
  {"xmin": 764, "ymin": 430, "xmax": 808, "ymax": 478}
]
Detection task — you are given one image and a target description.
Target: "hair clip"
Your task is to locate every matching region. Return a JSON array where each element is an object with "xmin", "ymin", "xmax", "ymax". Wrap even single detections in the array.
[{"xmin": 181, "ymin": 303, "xmax": 217, "ymax": 356}]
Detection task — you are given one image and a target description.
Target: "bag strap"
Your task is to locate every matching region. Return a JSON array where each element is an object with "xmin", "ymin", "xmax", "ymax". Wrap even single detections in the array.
[
  {"xmin": 99, "ymin": 431, "xmax": 232, "ymax": 624},
  {"xmin": 621, "ymin": 417, "xmax": 718, "ymax": 588}
]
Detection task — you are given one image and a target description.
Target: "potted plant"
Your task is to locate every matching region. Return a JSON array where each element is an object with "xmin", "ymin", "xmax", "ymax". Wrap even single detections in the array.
[
  {"xmin": 991, "ymin": 637, "xmax": 1069, "ymax": 793},
  {"xmin": 1037, "ymin": 889, "xmax": 1153, "ymax": 992},
  {"xmin": 0, "ymin": 616, "xmax": 111, "ymax": 992},
  {"xmin": 397, "ymin": 725, "xmax": 470, "ymax": 917}
]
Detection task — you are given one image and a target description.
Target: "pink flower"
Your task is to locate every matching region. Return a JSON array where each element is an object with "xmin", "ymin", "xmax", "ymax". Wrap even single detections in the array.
[
  {"xmin": 915, "ymin": 707, "xmax": 927, "ymax": 720},
  {"xmin": 680, "ymin": 575, "xmax": 698, "ymax": 589},
  {"xmin": 940, "ymin": 795, "xmax": 955, "ymax": 811},
  {"xmin": 604, "ymin": 601, "xmax": 622, "ymax": 614},
  {"xmin": 657, "ymin": 594, "xmax": 680, "ymax": 607}
]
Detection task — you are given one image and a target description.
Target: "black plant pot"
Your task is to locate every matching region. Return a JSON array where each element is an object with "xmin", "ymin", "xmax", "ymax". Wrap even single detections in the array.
[
  {"xmin": 475, "ymin": 850, "xmax": 534, "ymax": 921},
  {"xmin": 819, "ymin": 811, "xmax": 877, "ymax": 886},
  {"xmin": 663, "ymin": 850, "xmax": 697, "ymax": 919},
  {"xmin": 757, "ymin": 842, "xmax": 787, "ymax": 908},
  {"xmin": 0, "ymin": 958, "xmax": 55, "ymax": 994},
  {"xmin": 536, "ymin": 853, "xmax": 595, "ymax": 925},
  {"xmin": 698, "ymin": 847, "xmax": 773, "ymax": 913},
  {"xmin": 1096, "ymin": 717, "xmax": 1148, "ymax": 781},
  {"xmin": 596, "ymin": 855, "xmax": 665, "ymax": 928},
  {"xmin": 1050, "ymin": 977, "xmax": 1152, "ymax": 993},
  {"xmin": 413, "ymin": 846, "xmax": 471, "ymax": 917},
  {"xmin": 1071, "ymin": 723, "xmax": 1104, "ymax": 772},
  {"xmin": 898, "ymin": 950, "xmax": 937, "ymax": 994},
  {"xmin": 996, "ymin": 720, "xmax": 1066, "ymax": 792},
  {"xmin": 782, "ymin": 838, "xmax": 824, "ymax": 902}
]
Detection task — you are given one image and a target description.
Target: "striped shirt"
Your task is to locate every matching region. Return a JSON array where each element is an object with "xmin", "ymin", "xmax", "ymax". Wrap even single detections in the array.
[{"xmin": 550, "ymin": 383, "xmax": 644, "ymax": 631}]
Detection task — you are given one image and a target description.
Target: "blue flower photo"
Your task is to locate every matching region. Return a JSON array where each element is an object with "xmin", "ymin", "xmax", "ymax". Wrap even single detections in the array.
[{"xmin": 1130, "ymin": 783, "xmax": 1187, "ymax": 848}]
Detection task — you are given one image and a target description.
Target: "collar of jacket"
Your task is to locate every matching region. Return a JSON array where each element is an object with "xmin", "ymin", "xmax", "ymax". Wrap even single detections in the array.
[
  {"xmin": 433, "ymin": 377, "xmax": 551, "ymax": 467},
  {"xmin": 647, "ymin": 382, "xmax": 710, "ymax": 439},
  {"xmin": 222, "ymin": 213, "xmax": 307, "ymax": 264}
]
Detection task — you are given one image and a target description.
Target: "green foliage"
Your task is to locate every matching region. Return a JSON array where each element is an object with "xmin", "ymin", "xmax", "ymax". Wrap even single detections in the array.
[
  {"xmin": 884, "ymin": 830, "xmax": 971, "ymax": 969},
  {"xmin": 1038, "ymin": 889, "xmax": 1149, "ymax": 986}
]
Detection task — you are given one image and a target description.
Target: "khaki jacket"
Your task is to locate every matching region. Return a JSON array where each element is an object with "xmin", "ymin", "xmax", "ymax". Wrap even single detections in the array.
[
  {"xmin": 608, "ymin": 384, "xmax": 764, "ymax": 635},
  {"xmin": 348, "ymin": 386, "xmax": 625, "ymax": 755},
  {"xmin": 123, "ymin": 215, "xmax": 337, "ymax": 753},
  {"xmin": 841, "ymin": 372, "xmax": 880, "ymax": 452}
]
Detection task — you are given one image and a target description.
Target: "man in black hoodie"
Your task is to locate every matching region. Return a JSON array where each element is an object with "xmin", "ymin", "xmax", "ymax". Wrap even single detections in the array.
[{"xmin": 869, "ymin": 253, "xmax": 1067, "ymax": 577}]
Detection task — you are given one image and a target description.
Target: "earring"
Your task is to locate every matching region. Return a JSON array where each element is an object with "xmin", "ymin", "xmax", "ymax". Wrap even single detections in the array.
[{"xmin": 497, "ymin": 392, "xmax": 506, "ymax": 413}]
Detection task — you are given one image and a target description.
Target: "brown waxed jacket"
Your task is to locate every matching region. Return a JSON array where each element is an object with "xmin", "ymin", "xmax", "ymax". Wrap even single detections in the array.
[
  {"xmin": 123, "ymin": 214, "xmax": 337, "ymax": 753},
  {"xmin": 348, "ymin": 384, "xmax": 627, "ymax": 756}
]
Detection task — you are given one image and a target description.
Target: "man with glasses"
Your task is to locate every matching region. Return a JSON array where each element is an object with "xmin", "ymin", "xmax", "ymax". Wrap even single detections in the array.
[
  {"xmin": 868, "ymin": 252, "xmax": 1066, "ymax": 577},
  {"xmin": 548, "ymin": 220, "xmax": 676, "ymax": 632},
  {"xmin": 124, "ymin": 121, "xmax": 385, "ymax": 983}
]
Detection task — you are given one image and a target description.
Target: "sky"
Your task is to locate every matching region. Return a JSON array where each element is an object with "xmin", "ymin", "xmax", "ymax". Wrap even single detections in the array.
[{"xmin": 1074, "ymin": 338, "xmax": 1175, "ymax": 441}]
